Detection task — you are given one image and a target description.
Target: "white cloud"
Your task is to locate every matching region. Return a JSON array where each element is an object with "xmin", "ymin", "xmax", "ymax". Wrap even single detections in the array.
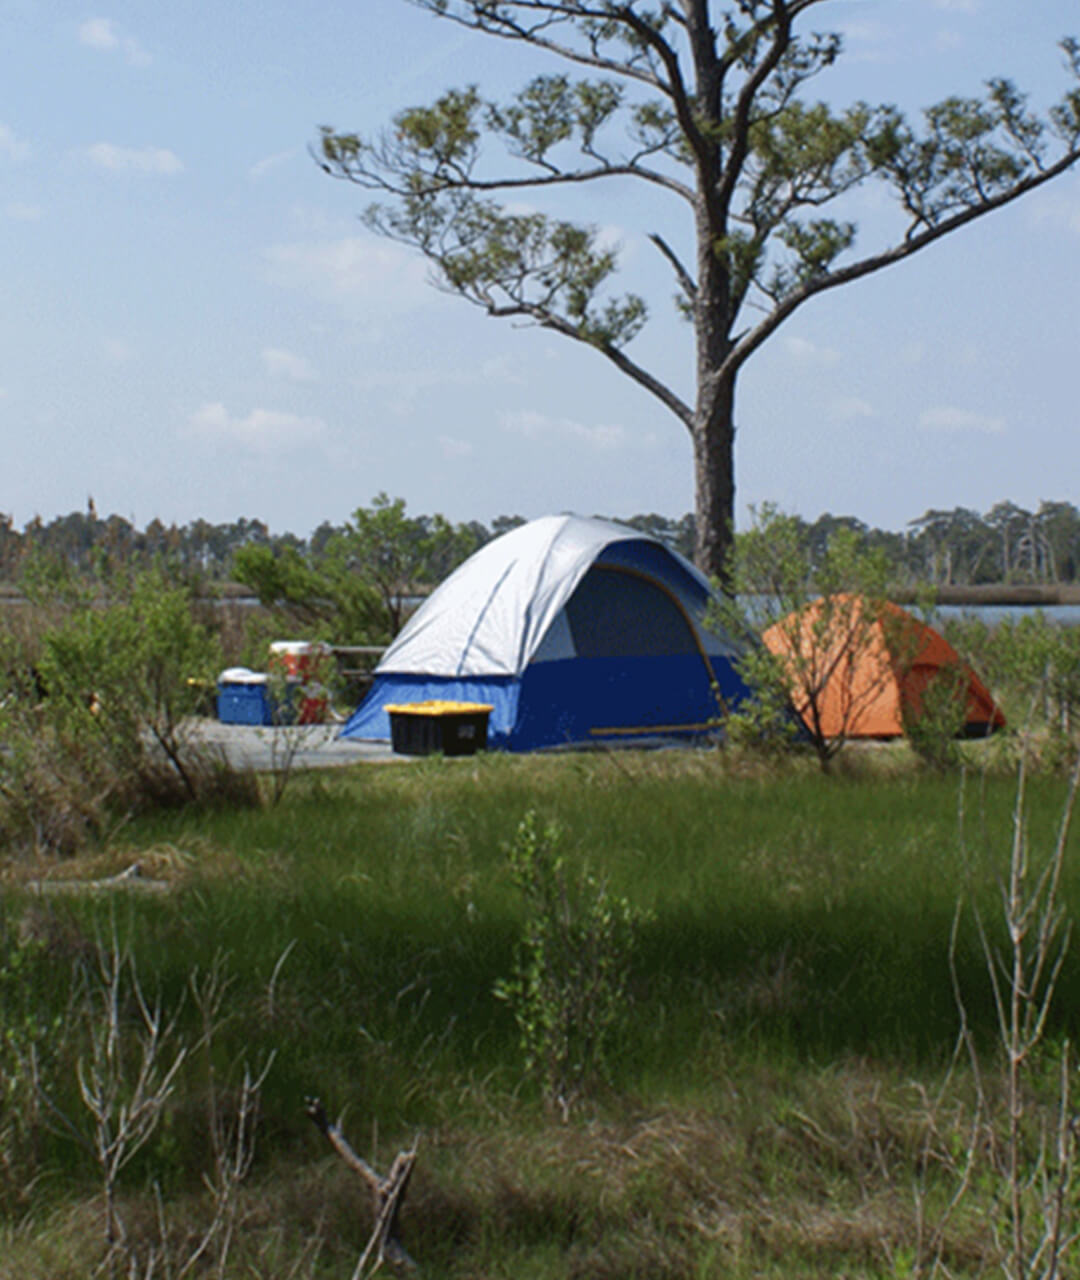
[
  {"xmin": 918, "ymin": 406, "xmax": 1005, "ymax": 434},
  {"xmin": 78, "ymin": 18, "xmax": 151, "ymax": 66},
  {"xmin": 784, "ymin": 335, "xmax": 841, "ymax": 366},
  {"xmin": 102, "ymin": 338, "xmax": 133, "ymax": 365},
  {"xmin": 126, "ymin": 38, "xmax": 152, "ymax": 67},
  {"xmin": 840, "ymin": 19, "xmax": 891, "ymax": 40},
  {"xmin": 1029, "ymin": 187, "xmax": 1080, "ymax": 237},
  {"xmin": 439, "ymin": 435, "xmax": 474, "ymax": 459},
  {"xmin": 478, "ymin": 355, "xmax": 525, "ymax": 384},
  {"xmin": 249, "ymin": 149, "xmax": 297, "ymax": 180},
  {"xmin": 933, "ymin": 29, "xmax": 963, "ymax": 52},
  {"xmin": 263, "ymin": 236, "xmax": 433, "ymax": 310},
  {"xmin": 187, "ymin": 403, "xmax": 326, "ymax": 451},
  {"xmin": 594, "ymin": 222, "xmax": 629, "ymax": 255},
  {"xmin": 0, "ymin": 123, "xmax": 30, "ymax": 163},
  {"xmin": 5, "ymin": 202, "xmax": 42, "ymax": 221},
  {"xmin": 341, "ymin": 355, "xmax": 523, "ymax": 418},
  {"xmin": 352, "ymin": 356, "xmax": 523, "ymax": 398},
  {"xmin": 501, "ymin": 409, "xmax": 625, "ymax": 451},
  {"xmin": 78, "ymin": 17, "xmax": 118, "ymax": 48},
  {"xmin": 831, "ymin": 395, "xmax": 875, "ymax": 421},
  {"xmin": 262, "ymin": 347, "xmax": 317, "ymax": 382},
  {"xmin": 285, "ymin": 204, "xmax": 353, "ymax": 237},
  {"xmin": 933, "ymin": 0, "xmax": 977, "ymax": 13},
  {"xmin": 835, "ymin": 19, "xmax": 894, "ymax": 63},
  {"xmin": 502, "ymin": 200, "xmax": 629, "ymax": 257},
  {"xmin": 84, "ymin": 143, "xmax": 183, "ymax": 174}
]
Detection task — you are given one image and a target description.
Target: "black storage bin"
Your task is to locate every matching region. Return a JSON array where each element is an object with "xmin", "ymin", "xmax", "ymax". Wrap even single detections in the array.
[{"xmin": 386, "ymin": 701, "xmax": 492, "ymax": 756}]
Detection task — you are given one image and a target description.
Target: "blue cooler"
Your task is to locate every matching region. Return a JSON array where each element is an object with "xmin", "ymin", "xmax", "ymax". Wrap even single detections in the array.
[{"xmin": 216, "ymin": 668, "xmax": 274, "ymax": 726}]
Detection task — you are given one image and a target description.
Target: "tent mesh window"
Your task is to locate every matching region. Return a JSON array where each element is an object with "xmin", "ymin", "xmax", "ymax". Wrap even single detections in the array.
[{"xmin": 563, "ymin": 567, "xmax": 699, "ymax": 658}]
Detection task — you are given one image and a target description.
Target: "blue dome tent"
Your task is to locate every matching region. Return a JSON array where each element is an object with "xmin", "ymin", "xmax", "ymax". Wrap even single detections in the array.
[{"xmin": 340, "ymin": 514, "xmax": 751, "ymax": 752}]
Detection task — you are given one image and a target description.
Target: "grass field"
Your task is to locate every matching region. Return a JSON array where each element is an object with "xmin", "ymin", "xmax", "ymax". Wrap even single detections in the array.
[{"xmin": 2, "ymin": 746, "xmax": 1078, "ymax": 1277}]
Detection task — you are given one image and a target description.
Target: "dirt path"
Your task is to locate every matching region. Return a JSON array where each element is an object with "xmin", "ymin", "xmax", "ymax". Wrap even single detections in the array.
[{"xmin": 190, "ymin": 719, "xmax": 405, "ymax": 770}]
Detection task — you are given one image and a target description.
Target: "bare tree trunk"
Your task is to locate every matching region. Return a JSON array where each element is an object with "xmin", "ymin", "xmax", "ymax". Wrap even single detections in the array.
[{"xmin": 692, "ymin": 375, "xmax": 736, "ymax": 585}]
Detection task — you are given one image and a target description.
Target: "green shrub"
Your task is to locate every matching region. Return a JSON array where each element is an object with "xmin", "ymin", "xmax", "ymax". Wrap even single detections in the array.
[
  {"xmin": 0, "ymin": 572, "xmax": 256, "ymax": 854},
  {"xmin": 720, "ymin": 646, "xmax": 802, "ymax": 759},
  {"xmin": 900, "ymin": 660, "xmax": 970, "ymax": 771},
  {"xmin": 494, "ymin": 811, "xmax": 648, "ymax": 1115},
  {"xmin": 945, "ymin": 613, "xmax": 1080, "ymax": 768},
  {"xmin": 37, "ymin": 570, "xmax": 224, "ymax": 806}
]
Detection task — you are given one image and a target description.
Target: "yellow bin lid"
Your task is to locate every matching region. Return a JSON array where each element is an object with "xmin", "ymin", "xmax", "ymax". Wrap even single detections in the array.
[{"xmin": 384, "ymin": 700, "xmax": 494, "ymax": 716}]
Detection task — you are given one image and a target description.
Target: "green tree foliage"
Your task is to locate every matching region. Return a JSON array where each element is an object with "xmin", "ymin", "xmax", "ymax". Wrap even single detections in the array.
[
  {"xmin": 231, "ymin": 541, "xmax": 382, "ymax": 643},
  {"xmin": 622, "ymin": 511, "xmax": 696, "ymax": 561},
  {"xmin": 331, "ymin": 494, "xmax": 481, "ymax": 637},
  {"xmin": 5, "ymin": 499, "xmax": 1080, "ymax": 596},
  {"xmin": 318, "ymin": 2, "xmax": 1080, "ymax": 578},
  {"xmin": 231, "ymin": 543, "xmax": 331, "ymax": 626},
  {"xmin": 905, "ymin": 501, "xmax": 1080, "ymax": 587},
  {"xmin": 13, "ymin": 509, "xmax": 273, "ymax": 588},
  {"xmin": 232, "ymin": 496, "xmax": 482, "ymax": 643}
]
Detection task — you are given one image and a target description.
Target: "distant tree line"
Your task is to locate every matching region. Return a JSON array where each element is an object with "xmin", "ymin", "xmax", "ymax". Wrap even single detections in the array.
[{"xmin": 4, "ymin": 496, "xmax": 1080, "ymax": 599}]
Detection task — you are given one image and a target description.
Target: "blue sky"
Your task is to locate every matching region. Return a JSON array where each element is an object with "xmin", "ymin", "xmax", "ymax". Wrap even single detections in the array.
[{"xmin": 2, "ymin": 0, "xmax": 1078, "ymax": 537}]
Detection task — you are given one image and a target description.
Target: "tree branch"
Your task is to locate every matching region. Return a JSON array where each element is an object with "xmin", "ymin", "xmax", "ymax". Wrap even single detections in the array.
[
  {"xmin": 338, "ymin": 156, "xmax": 696, "ymax": 204},
  {"xmin": 613, "ymin": 3, "xmax": 710, "ymax": 164},
  {"xmin": 719, "ymin": 8, "xmax": 848, "ymax": 204},
  {"xmin": 409, "ymin": 0, "xmax": 669, "ymax": 90},
  {"xmin": 649, "ymin": 231, "xmax": 697, "ymax": 301},
  {"xmin": 715, "ymin": 1, "xmax": 797, "ymax": 225},
  {"xmin": 724, "ymin": 144, "xmax": 1080, "ymax": 379},
  {"xmin": 305, "ymin": 1097, "xmax": 419, "ymax": 1274},
  {"xmin": 486, "ymin": 299, "xmax": 694, "ymax": 428}
]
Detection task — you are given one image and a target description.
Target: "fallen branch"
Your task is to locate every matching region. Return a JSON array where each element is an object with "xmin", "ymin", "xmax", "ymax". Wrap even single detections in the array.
[
  {"xmin": 29, "ymin": 862, "xmax": 171, "ymax": 896},
  {"xmin": 304, "ymin": 1096, "xmax": 418, "ymax": 1275}
]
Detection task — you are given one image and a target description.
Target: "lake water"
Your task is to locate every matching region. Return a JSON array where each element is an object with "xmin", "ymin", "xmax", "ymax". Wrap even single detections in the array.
[
  {"xmin": 934, "ymin": 604, "xmax": 1080, "ymax": 628},
  {"xmin": 737, "ymin": 597, "xmax": 1080, "ymax": 629}
]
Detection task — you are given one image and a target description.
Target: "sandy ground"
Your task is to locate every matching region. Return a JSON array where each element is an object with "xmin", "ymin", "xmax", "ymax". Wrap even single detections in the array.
[{"xmin": 191, "ymin": 719, "xmax": 404, "ymax": 770}]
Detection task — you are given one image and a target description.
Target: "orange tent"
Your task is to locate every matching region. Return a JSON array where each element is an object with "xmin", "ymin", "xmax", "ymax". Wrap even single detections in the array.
[{"xmin": 761, "ymin": 594, "xmax": 1005, "ymax": 740}]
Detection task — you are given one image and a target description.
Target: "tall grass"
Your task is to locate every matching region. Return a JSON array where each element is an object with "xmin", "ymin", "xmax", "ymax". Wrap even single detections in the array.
[{"xmin": 3, "ymin": 750, "xmax": 1078, "ymax": 1275}]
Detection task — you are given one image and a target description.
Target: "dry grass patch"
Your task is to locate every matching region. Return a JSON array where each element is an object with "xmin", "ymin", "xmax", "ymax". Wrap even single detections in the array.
[{"xmin": 0, "ymin": 1060, "xmax": 1012, "ymax": 1278}]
